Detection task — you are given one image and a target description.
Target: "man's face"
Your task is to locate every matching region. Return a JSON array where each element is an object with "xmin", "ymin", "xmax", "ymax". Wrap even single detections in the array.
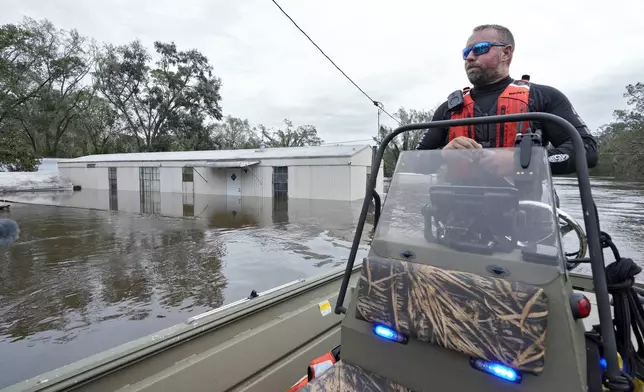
[{"xmin": 463, "ymin": 29, "xmax": 508, "ymax": 86}]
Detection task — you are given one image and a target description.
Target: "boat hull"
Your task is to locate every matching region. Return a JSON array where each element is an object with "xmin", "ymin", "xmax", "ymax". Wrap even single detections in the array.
[{"xmin": 0, "ymin": 270, "xmax": 629, "ymax": 392}]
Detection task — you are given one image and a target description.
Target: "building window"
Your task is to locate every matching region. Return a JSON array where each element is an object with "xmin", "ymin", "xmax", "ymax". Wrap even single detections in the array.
[
  {"xmin": 108, "ymin": 167, "xmax": 117, "ymax": 195},
  {"xmin": 86, "ymin": 163, "xmax": 96, "ymax": 168},
  {"xmin": 272, "ymin": 166, "xmax": 288, "ymax": 197},
  {"xmin": 182, "ymin": 167, "xmax": 194, "ymax": 182}
]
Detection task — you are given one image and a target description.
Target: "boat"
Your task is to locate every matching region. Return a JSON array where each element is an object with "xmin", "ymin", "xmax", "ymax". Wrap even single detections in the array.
[{"xmin": 4, "ymin": 112, "xmax": 644, "ymax": 392}]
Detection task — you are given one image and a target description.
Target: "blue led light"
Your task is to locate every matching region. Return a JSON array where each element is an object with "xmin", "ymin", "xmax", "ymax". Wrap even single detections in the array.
[
  {"xmin": 600, "ymin": 356, "xmax": 625, "ymax": 371},
  {"xmin": 470, "ymin": 358, "xmax": 522, "ymax": 383},
  {"xmin": 372, "ymin": 324, "xmax": 408, "ymax": 344}
]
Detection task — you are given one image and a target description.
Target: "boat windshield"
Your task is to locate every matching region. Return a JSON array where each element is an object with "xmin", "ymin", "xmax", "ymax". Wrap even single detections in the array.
[{"xmin": 371, "ymin": 146, "xmax": 566, "ymax": 279}]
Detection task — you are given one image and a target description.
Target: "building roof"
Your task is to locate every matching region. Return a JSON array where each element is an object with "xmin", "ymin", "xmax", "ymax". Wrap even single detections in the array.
[{"xmin": 58, "ymin": 144, "xmax": 372, "ymax": 163}]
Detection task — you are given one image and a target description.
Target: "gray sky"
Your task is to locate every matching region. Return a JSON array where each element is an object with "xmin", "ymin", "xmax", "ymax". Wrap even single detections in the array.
[{"xmin": 3, "ymin": 0, "xmax": 644, "ymax": 144}]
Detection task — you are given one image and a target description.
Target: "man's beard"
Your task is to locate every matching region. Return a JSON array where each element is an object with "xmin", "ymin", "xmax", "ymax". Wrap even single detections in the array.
[{"xmin": 466, "ymin": 65, "xmax": 501, "ymax": 86}]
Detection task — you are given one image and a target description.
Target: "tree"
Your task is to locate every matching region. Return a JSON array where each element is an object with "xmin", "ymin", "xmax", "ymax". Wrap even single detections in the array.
[
  {"xmin": 0, "ymin": 17, "xmax": 335, "ymax": 166},
  {"xmin": 261, "ymin": 119, "xmax": 323, "ymax": 147},
  {"xmin": 93, "ymin": 40, "xmax": 223, "ymax": 152},
  {"xmin": 591, "ymin": 82, "xmax": 644, "ymax": 179},
  {"xmin": 0, "ymin": 19, "xmax": 55, "ymax": 128},
  {"xmin": 11, "ymin": 18, "xmax": 97, "ymax": 157},
  {"xmin": 375, "ymin": 107, "xmax": 435, "ymax": 177},
  {"xmin": 76, "ymin": 95, "xmax": 125, "ymax": 155},
  {"xmin": 0, "ymin": 127, "xmax": 40, "ymax": 171},
  {"xmin": 212, "ymin": 115, "xmax": 261, "ymax": 150}
]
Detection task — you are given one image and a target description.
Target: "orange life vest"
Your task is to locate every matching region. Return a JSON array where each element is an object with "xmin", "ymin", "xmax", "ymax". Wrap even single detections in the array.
[
  {"xmin": 448, "ymin": 77, "xmax": 531, "ymax": 148},
  {"xmin": 285, "ymin": 347, "xmax": 340, "ymax": 392}
]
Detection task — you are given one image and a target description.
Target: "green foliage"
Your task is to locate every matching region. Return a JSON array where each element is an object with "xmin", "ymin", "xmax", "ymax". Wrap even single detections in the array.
[
  {"xmin": 0, "ymin": 17, "xmax": 326, "ymax": 171},
  {"xmin": 93, "ymin": 39, "xmax": 224, "ymax": 152},
  {"xmin": 260, "ymin": 119, "xmax": 323, "ymax": 147},
  {"xmin": 211, "ymin": 115, "xmax": 261, "ymax": 150},
  {"xmin": 591, "ymin": 82, "xmax": 644, "ymax": 179},
  {"xmin": 0, "ymin": 127, "xmax": 40, "ymax": 171},
  {"xmin": 375, "ymin": 107, "xmax": 435, "ymax": 177}
]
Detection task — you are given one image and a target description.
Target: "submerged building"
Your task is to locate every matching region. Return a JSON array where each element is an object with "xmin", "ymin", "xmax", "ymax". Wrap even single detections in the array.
[{"xmin": 57, "ymin": 145, "xmax": 383, "ymax": 201}]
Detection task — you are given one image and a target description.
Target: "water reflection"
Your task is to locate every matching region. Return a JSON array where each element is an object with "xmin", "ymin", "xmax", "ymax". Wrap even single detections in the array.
[
  {"xmin": 554, "ymin": 176, "xmax": 644, "ymax": 278},
  {"xmin": 0, "ymin": 190, "xmax": 370, "ymax": 388},
  {"xmin": 0, "ymin": 207, "xmax": 227, "ymax": 339}
]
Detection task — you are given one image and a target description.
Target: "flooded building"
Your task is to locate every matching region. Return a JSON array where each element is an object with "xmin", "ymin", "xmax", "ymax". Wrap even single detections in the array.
[{"xmin": 57, "ymin": 145, "xmax": 383, "ymax": 201}]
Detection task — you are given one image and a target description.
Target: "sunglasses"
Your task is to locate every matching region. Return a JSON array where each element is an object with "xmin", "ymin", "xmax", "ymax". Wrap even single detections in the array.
[{"xmin": 462, "ymin": 41, "xmax": 508, "ymax": 60}]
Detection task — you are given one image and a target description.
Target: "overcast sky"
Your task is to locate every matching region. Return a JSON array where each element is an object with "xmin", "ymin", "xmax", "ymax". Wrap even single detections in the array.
[{"xmin": 3, "ymin": 0, "xmax": 644, "ymax": 144}]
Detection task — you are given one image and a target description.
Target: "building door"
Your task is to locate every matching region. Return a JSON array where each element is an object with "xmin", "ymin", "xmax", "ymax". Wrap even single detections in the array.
[{"xmin": 226, "ymin": 169, "xmax": 241, "ymax": 196}]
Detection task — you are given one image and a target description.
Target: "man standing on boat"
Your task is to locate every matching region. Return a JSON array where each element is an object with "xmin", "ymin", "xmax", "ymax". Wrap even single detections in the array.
[{"xmin": 416, "ymin": 24, "xmax": 599, "ymax": 177}]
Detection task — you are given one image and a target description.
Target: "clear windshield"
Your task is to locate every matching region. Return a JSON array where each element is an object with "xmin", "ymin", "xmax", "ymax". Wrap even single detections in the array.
[{"xmin": 372, "ymin": 146, "xmax": 565, "ymax": 271}]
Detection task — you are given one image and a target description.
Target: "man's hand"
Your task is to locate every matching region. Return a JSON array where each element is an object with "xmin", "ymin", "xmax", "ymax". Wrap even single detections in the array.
[
  {"xmin": 479, "ymin": 149, "xmax": 515, "ymax": 176},
  {"xmin": 443, "ymin": 136, "xmax": 482, "ymax": 150}
]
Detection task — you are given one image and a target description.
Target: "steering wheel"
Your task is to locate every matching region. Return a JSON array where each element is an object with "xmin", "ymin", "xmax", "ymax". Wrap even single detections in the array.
[{"xmin": 517, "ymin": 200, "xmax": 587, "ymax": 270}]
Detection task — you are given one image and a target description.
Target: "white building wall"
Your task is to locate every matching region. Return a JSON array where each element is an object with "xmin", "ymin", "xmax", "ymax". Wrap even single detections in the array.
[
  {"xmin": 376, "ymin": 164, "xmax": 384, "ymax": 195},
  {"xmin": 288, "ymin": 165, "xmax": 352, "ymax": 200},
  {"xmin": 161, "ymin": 167, "xmax": 183, "ymax": 193},
  {"xmin": 193, "ymin": 167, "xmax": 221, "ymax": 195},
  {"xmin": 175, "ymin": 166, "xmax": 272, "ymax": 196},
  {"xmin": 59, "ymin": 166, "xmax": 109, "ymax": 190},
  {"xmin": 349, "ymin": 146, "xmax": 374, "ymax": 167},
  {"xmin": 116, "ymin": 167, "xmax": 140, "ymax": 192},
  {"xmin": 350, "ymin": 165, "xmax": 367, "ymax": 200},
  {"xmin": 240, "ymin": 166, "xmax": 272, "ymax": 198},
  {"xmin": 57, "ymin": 149, "xmax": 375, "ymax": 201}
]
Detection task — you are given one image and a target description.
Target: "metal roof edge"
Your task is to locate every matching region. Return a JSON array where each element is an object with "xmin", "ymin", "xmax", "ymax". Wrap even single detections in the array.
[
  {"xmin": 348, "ymin": 144, "xmax": 372, "ymax": 156},
  {"xmin": 57, "ymin": 145, "xmax": 372, "ymax": 164}
]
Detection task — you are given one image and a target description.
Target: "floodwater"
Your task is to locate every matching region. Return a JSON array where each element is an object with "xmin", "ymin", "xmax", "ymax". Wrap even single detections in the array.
[
  {"xmin": 0, "ymin": 190, "xmax": 371, "ymax": 388},
  {"xmin": 555, "ymin": 176, "xmax": 644, "ymax": 277},
  {"xmin": 0, "ymin": 177, "xmax": 643, "ymax": 388}
]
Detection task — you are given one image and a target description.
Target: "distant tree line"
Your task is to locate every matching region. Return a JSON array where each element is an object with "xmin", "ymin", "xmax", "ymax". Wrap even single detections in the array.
[
  {"xmin": 1, "ymin": 17, "xmax": 639, "ymax": 179},
  {"xmin": 0, "ymin": 17, "xmax": 324, "ymax": 171},
  {"xmin": 589, "ymin": 82, "xmax": 644, "ymax": 180},
  {"xmin": 374, "ymin": 107, "xmax": 434, "ymax": 177}
]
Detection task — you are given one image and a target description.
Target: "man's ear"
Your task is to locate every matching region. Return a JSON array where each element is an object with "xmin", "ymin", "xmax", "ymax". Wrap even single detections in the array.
[{"xmin": 502, "ymin": 45, "xmax": 514, "ymax": 63}]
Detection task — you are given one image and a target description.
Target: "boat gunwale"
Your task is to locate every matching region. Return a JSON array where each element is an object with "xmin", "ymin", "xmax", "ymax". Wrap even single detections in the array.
[{"xmin": 2, "ymin": 264, "xmax": 363, "ymax": 392}]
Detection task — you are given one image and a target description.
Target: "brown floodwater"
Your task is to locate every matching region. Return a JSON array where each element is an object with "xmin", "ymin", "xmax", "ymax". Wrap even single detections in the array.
[
  {"xmin": 0, "ymin": 190, "xmax": 371, "ymax": 388},
  {"xmin": 0, "ymin": 177, "xmax": 643, "ymax": 388}
]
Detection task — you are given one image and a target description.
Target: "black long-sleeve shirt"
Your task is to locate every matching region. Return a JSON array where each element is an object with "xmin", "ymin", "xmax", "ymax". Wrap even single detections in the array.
[{"xmin": 416, "ymin": 76, "xmax": 598, "ymax": 175}]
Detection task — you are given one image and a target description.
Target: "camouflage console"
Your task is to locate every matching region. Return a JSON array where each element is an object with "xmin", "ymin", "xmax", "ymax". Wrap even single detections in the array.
[
  {"xmin": 300, "ymin": 360, "xmax": 411, "ymax": 392},
  {"xmin": 321, "ymin": 149, "xmax": 588, "ymax": 391},
  {"xmin": 354, "ymin": 257, "xmax": 549, "ymax": 374}
]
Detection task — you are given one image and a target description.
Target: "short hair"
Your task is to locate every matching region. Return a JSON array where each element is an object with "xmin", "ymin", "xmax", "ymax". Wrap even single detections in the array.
[
  {"xmin": 472, "ymin": 24, "xmax": 515, "ymax": 48},
  {"xmin": 472, "ymin": 24, "xmax": 515, "ymax": 63}
]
